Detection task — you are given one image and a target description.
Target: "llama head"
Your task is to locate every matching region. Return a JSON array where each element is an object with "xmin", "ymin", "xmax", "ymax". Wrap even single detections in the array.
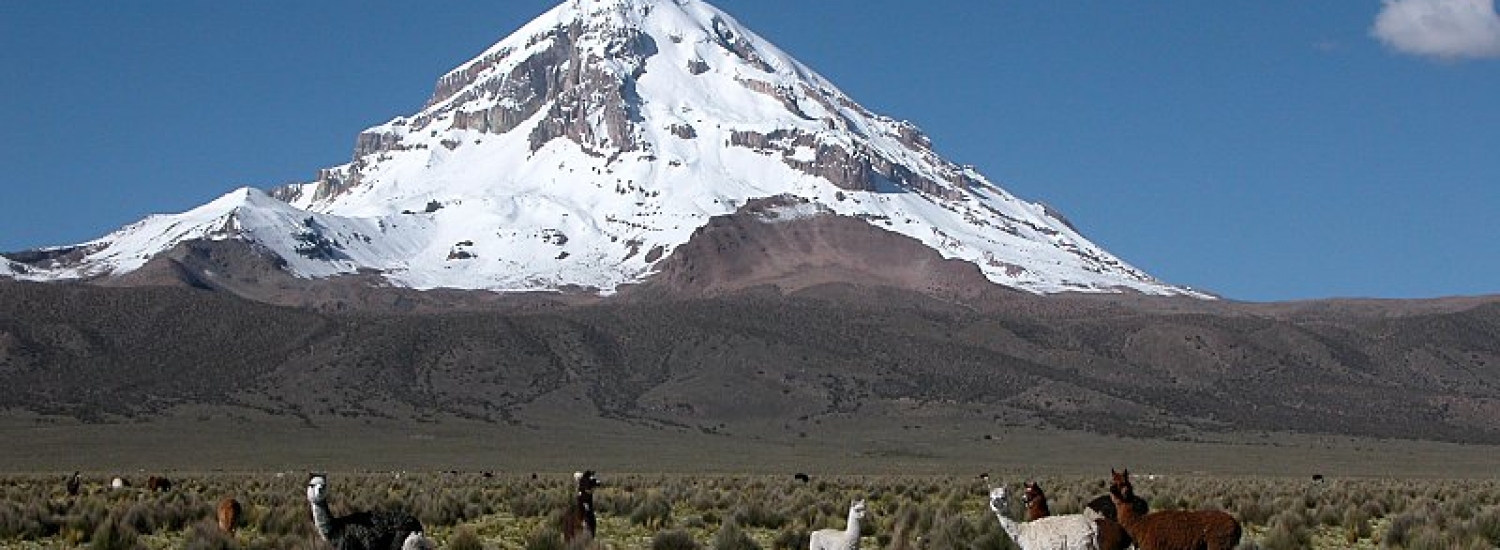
[
  {"xmin": 1109, "ymin": 468, "xmax": 1134, "ymax": 501},
  {"xmin": 988, "ymin": 486, "xmax": 1009, "ymax": 513},
  {"xmin": 1022, "ymin": 481, "xmax": 1045, "ymax": 506},
  {"xmin": 401, "ymin": 532, "xmax": 435, "ymax": 550},
  {"xmin": 850, "ymin": 499, "xmax": 867, "ymax": 520},
  {"xmin": 575, "ymin": 470, "xmax": 601, "ymax": 493},
  {"xmin": 306, "ymin": 473, "xmax": 329, "ymax": 504}
]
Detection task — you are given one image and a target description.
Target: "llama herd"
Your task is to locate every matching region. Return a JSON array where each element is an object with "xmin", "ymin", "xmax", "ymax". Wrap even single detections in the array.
[
  {"xmin": 805, "ymin": 468, "xmax": 1239, "ymax": 550},
  {"xmin": 300, "ymin": 470, "xmax": 600, "ymax": 550},
  {"xmin": 60, "ymin": 467, "xmax": 1242, "ymax": 549},
  {"xmin": 988, "ymin": 469, "xmax": 1242, "ymax": 550}
]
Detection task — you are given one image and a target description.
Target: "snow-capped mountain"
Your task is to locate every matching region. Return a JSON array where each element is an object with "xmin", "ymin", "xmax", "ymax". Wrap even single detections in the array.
[{"xmin": 3, "ymin": 0, "xmax": 1202, "ymax": 297}]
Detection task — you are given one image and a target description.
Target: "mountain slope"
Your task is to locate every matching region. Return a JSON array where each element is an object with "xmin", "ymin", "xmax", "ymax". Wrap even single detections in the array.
[
  {"xmin": 2, "ymin": 281, "xmax": 1496, "ymax": 443},
  {"xmin": 3, "ymin": 0, "xmax": 1199, "ymax": 297}
]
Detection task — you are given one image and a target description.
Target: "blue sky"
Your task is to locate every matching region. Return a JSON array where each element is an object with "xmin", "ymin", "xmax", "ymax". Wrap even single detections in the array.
[{"xmin": 1, "ymin": 0, "xmax": 1496, "ymax": 302}]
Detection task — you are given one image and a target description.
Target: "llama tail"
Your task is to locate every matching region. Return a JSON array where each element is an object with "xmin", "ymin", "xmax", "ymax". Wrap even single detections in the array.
[{"xmin": 402, "ymin": 531, "xmax": 436, "ymax": 550}]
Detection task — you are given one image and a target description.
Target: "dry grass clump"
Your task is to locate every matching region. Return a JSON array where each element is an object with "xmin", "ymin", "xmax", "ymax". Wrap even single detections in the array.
[
  {"xmin": 652, "ymin": 529, "xmax": 700, "ymax": 550},
  {"xmin": 1, "ymin": 472, "xmax": 1499, "ymax": 549}
]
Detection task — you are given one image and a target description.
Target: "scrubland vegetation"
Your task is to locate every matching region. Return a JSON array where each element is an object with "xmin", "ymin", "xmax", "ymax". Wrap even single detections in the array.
[{"xmin": 1, "ymin": 472, "xmax": 1498, "ymax": 549}]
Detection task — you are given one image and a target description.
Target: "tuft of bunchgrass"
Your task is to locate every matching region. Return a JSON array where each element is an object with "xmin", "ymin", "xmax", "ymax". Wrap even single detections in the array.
[
  {"xmin": 88, "ymin": 517, "xmax": 142, "ymax": 550},
  {"xmin": 651, "ymin": 529, "xmax": 701, "ymax": 550},
  {"xmin": 710, "ymin": 518, "xmax": 760, "ymax": 550},
  {"xmin": 446, "ymin": 525, "xmax": 486, "ymax": 550}
]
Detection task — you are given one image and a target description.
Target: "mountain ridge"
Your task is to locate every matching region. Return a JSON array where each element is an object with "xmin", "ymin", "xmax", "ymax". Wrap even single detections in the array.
[{"xmin": 2, "ymin": 280, "xmax": 1496, "ymax": 445}]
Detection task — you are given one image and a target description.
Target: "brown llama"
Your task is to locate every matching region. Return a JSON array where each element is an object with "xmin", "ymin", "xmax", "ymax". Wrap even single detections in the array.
[
  {"xmin": 1085, "ymin": 478, "xmax": 1148, "ymax": 522},
  {"xmin": 562, "ymin": 470, "xmax": 601, "ymax": 543},
  {"xmin": 1025, "ymin": 481, "xmax": 1133, "ymax": 550},
  {"xmin": 1107, "ymin": 469, "xmax": 1241, "ymax": 550},
  {"xmin": 1022, "ymin": 481, "xmax": 1051, "ymax": 521},
  {"xmin": 217, "ymin": 497, "xmax": 242, "ymax": 534}
]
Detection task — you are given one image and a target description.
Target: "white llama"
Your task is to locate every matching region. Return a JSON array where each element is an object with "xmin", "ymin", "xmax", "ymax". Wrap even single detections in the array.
[
  {"xmin": 810, "ymin": 499, "xmax": 866, "ymax": 550},
  {"xmin": 990, "ymin": 487, "xmax": 1100, "ymax": 550}
]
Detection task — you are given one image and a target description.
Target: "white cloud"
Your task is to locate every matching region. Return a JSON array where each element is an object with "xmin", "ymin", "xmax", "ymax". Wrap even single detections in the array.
[{"xmin": 1372, "ymin": 0, "xmax": 1500, "ymax": 60}]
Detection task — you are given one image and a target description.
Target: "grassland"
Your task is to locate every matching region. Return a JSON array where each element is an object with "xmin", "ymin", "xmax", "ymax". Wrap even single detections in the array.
[
  {"xmin": 6, "ymin": 413, "xmax": 1500, "ymax": 549},
  {"xmin": 2, "ymin": 470, "xmax": 1499, "ymax": 549},
  {"xmin": 7, "ymin": 410, "xmax": 1500, "ymax": 477}
]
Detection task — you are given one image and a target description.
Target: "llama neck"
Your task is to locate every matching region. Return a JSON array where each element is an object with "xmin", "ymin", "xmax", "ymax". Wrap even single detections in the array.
[
  {"xmin": 994, "ymin": 511, "xmax": 1023, "ymax": 540},
  {"xmin": 1112, "ymin": 496, "xmax": 1142, "ymax": 527},
  {"xmin": 309, "ymin": 498, "xmax": 335, "ymax": 541},
  {"xmin": 844, "ymin": 510, "xmax": 861, "ymax": 539},
  {"xmin": 1026, "ymin": 500, "xmax": 1050, "ymax": 521}
]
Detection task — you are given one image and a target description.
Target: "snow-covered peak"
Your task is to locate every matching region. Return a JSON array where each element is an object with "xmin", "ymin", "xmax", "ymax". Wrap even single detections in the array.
[{"xmin": 6, "ymin": 0, "xmax": 1205, "ymax": 298}]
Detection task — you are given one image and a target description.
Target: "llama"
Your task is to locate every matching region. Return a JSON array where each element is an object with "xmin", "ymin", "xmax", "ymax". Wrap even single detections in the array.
[
  {"xmin": 1107, "ymin": 469, "xmax": 1240, "ymax": 550},
  {"xmin": 217, "ymin": 497, "xmax": 242, "ymax": 534},
  {"xmin": 1086, "ymin": 474, "xmax": 1148, "ymax": 522},
  {"xmin": 990, "ymin": 486, "xmax": 1100, "ymax": 550},
  {"xmin": 110, "ymin": 477, "xmax": 129, "ymax": 490},
  {"xmin": 306, "ymin": 473, "xmax": 434, "ymax": 550},
  {"xmin": 147, "ymin": 475, "xmax": 172, "ymax": 492},
  {"xmin": 795, "ymin": 473, "xmax": 811, "ymax": 483},
  {"xmin": 562, "ymin": 470, "xmax": 602, "ymax": 542},
  {"xmin": 1024, "ymin": 481, "xmax": 1132, "ymax": 550},
  {"xmin": 1022, "ymin": 481, "xmax": 1051, "ymax": 520},
  {"xmin": 66, "ymin": 472, "xmax": 81, "ymax": 497},
  {"xmin": 810, "ymin": 499, "xmax": 866, "ymax": 550}
]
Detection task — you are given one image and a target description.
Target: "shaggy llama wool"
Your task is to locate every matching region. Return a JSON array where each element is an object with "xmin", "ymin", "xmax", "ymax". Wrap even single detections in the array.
[
  {"xmin": 990, "ymin": 486, "xmax": 1100, "ymax": 550},
  {"xmin": 809, "ymin": 499, "xmax": 866, "ymax": 550}
]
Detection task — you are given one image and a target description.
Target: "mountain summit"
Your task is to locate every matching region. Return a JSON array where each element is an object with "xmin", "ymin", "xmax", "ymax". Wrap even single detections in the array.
[{"xmin": 3, "ymin": 0, "xmax": 1201, "ymax": 297}]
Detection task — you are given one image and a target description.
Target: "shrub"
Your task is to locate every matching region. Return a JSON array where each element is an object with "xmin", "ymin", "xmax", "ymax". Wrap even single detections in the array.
[
  {"xmin": 1402, "ymin": 526, "xmax": 1450, "ymax": 550},
  {"xmin": 118, "ymin": 503, "xmax": 158, "ymax": 536},
  {"xmin": 711, "ymin": 518, "xmax": 760, "ymax": 550},
  {"xmin": 1259, "ymin": 511, "xmax": 1310, "ymax": 550},
  {"xmin": 652, "ymin": 529, "xmax": 701, "ymax": 550},
  {"xmin": 421, "ymin": 492, "xmax": 472, "ymax": 527},
  {"xmin": 770, "ymin": 527, "xmax": 807, "ymax": 550},
  {"xmin": 927, "ymin": 512, "xmax": 985, "ymax": 550},
  {"xmin": 446, "ymin": 525, "xmax": 485, "ymax": 550},
  {"xmin": 1385, "ymin": 512, "xmax": 1418, "ymax": 548},
  {"xmin": 0, "ymin": 501, "xmax": 49, "ymax": 540},
  {"xmin": 735, "ymin": 501, "xmax": 787, "ymax": 530},
  {"xmin": 1343, "ymin": 505, "xmax": 1372, "ymax": 542},
  {"xmin": 255, "ymin": 502, "xmax": 309, "ymax": 538},
  {"xmin": 631, "ymin": 493, "xmax": 673, "ymax": 529},
  {"xmin": 1473, "ymin": 507, "xmax": 1500, "ymax": 546},
  {"xmin": 89, "ymin": 518, "xmax": 141, "ymax": 550},
  {"xmin": 524, "ymin": 524, "xmax": 565, "ymax": 550},
  {"xmin": 182, "ymin": 520, "xmax": 237, "ymax": 550},
  {"xmin": 1235, "ymin": 498, "xmax": 1274, "ymax": 526}
]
